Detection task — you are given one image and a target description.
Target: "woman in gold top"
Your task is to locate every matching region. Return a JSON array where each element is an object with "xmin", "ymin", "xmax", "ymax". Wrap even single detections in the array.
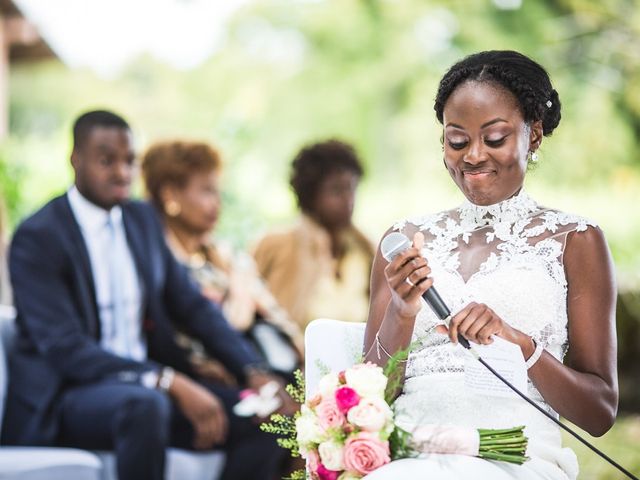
[
  {"xmin": 141, "ymin": 140, "xmax": 303, "ymax": 384},
  {"xmin": 253, "ymin": 140, "xmax": 374, "ymax": 329}
]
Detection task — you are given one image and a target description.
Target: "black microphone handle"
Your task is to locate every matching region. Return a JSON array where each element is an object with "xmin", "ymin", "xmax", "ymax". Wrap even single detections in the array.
[{"xmin": 422, "ymin": 286, "xmax": 471, "ymax": 349}]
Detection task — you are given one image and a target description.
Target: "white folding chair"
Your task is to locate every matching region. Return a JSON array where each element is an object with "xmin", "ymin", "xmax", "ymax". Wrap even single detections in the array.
[{"xmin": 304, "ymin": 318, "xmax": 366, "ymax": 397}]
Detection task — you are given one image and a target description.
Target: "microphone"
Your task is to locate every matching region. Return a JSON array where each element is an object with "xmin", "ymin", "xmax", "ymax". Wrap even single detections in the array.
[
  {"xmin": 379, "ymin": 232, "xmax": 638, "ymax": 480},
  {"xmin": 380, "ymin": 232, "xmax": 470, "ymax": 349}
]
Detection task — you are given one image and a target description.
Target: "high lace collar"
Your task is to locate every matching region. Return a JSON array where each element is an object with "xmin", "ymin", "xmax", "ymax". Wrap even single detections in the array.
[{"xmin": 458, "ymin": 189, "xmax": 539, "ymax": 230}]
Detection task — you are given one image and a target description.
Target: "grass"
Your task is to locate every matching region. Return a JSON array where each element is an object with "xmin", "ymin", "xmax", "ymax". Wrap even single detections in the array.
[{"xmin": 562, "ymin": 414, "xmax": 640, "ymax": 479}]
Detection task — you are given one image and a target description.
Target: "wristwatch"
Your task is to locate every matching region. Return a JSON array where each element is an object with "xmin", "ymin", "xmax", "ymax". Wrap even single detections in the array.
[{"xmin": 157, "ymin": 367, "xmax": 175, "ymax": 392}]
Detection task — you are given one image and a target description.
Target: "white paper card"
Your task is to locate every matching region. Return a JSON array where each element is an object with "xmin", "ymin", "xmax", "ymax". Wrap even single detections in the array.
[{"xmin": 463, "ymin": 336, "xmax": 527, "ymax": 398}]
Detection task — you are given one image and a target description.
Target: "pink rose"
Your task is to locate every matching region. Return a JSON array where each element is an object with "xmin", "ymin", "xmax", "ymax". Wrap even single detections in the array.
[
  {"xmin": 316, "ymin": 396, "xmax": 345, "ymax": 430},
  {"xmin": 335, "ymin": 386, "xmax": 360, "ymax": 414},
  {"xmin": 316, "ymin": 463, "xmax": 340, "ymax": 480},
  {"xmin": 343, "ymin": 432, "xmax": 391, "ymax": 476}
]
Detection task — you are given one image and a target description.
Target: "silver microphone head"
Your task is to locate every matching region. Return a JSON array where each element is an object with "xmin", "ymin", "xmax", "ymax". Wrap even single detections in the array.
[{"xmin": 380, "ymin": 232, "xmax": 412, "ymax": 261}]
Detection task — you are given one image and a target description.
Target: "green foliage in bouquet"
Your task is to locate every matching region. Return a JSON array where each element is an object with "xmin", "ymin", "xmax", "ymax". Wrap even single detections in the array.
[
  {"xmin": 380, "ymin": 342, "xmax": 418, "ymax": 461},
  {"xmin": 387, "ymin": 423, "xmax": 416, "ymax": 461},
  {"xmin": 260, "ymin": 369, "xmax": 305, "ymax": 460},
  {"xmin": 381, "ymin": 341, "xmax": 414, "ymax": 405}
]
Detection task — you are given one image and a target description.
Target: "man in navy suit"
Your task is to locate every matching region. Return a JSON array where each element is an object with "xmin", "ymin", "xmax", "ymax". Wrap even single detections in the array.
[{"xmin": 2, "ymin": 110, "xmax": 285, "ymax": 479}]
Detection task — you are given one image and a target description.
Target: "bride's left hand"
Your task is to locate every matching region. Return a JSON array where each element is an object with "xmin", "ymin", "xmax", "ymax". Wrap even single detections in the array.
[{"xmin": 437, "ymin": 302, "xmax": 532, "ymax": 352}]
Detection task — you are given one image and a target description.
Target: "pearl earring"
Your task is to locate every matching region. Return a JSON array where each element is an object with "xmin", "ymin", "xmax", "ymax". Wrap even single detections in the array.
[{"xmin": 528, "ymin": 151, "xmax": 539, "ymax": 163}]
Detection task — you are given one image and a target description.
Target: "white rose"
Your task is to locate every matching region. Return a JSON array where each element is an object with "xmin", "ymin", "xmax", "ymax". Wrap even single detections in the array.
[
  {"xmin": 296, "ymin": 406, "xmax": 326, "ymax": 446},
  {"xmin": 346, "ymin": 397, "xmax": 393, "ymax": 432},
  {"xmin": 317, "ymin": 371, "xmax": 340, "ymax": 396},
  {"xmin": 344, "ymin": 363, "xmax": 387, "ymax": 398},
  {"xmin": 318, "ymin": 440, "xmax": 345, "ymax": 471}
]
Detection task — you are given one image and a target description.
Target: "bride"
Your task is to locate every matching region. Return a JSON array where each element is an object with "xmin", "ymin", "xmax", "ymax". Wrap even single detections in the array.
[{"xmin": 363, "ymin": 50, "xmax": 618, "ymax": 479}]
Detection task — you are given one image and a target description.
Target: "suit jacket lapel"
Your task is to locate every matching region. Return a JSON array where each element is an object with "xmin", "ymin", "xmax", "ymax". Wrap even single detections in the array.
[{"xmin": 58, "ymin": 194, "xmax": 101, "ymax": 338}]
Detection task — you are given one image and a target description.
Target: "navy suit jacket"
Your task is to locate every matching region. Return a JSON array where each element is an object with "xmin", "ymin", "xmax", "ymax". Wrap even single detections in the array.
[{"xmin": 2, "ymin": 194, "xmax": 259, "ymax": 445}]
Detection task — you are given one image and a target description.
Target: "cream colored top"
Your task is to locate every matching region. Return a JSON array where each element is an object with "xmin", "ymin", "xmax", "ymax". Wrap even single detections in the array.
[{"xmin": 253, "ymin": 215, "xmax": 374, "ymax": 329}]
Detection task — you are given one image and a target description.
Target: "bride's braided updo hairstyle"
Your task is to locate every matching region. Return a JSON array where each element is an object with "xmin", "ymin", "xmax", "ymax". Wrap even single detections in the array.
[{"xmin": 434, "ymin": 50, "xmax": 561, "ymax": 136}]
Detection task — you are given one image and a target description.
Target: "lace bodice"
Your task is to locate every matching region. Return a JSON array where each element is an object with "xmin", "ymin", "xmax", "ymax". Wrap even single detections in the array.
[
  {"xmin": 391, "ymin": 190, "xmax": 594, "ymax": 476},
  {"xmin": 387, "ymin": 190, "xmax": 592, "ymax": 477},
  {"xmin": 393, "ymin": 190, "xmax": 594, "ymax": 381}
]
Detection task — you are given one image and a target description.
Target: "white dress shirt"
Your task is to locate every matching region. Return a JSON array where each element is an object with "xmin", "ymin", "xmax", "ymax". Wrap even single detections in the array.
[{"xmin": 68, "ymin": 187, "xmax": 146, "ymax": 361}]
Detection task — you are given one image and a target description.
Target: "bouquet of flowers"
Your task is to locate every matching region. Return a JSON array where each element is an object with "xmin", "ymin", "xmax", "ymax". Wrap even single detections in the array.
[{"xmin": 262, "ymin": 363, "xmax": 528, "ymax": 480}]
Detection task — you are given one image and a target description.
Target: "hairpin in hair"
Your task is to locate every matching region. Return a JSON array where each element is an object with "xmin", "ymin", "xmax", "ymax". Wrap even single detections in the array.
[{"xmin": 545, "ymin": 100, "xmax": 552, "ymax": 108}]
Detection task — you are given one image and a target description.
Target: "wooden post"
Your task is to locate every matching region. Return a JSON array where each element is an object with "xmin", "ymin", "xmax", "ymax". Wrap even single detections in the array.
[{"xmin": 0, "ymin": 2, "xmax": 57, "ymax": 140}]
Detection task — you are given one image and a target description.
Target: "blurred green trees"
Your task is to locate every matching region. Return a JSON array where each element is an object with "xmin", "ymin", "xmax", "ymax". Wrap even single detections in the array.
[{"xmin": 5, "ymin": 0, "xmax": 639, "ymax": 273}]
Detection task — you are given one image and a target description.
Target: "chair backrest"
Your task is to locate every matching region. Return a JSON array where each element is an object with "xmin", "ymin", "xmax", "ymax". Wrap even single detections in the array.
[
  {"xmin": 0, "ymin": 305, "xmax": 16, "ymax": 434},
  {"xmin": 304, "ymin": 319, "xmax": 366, "ymax": 398}
]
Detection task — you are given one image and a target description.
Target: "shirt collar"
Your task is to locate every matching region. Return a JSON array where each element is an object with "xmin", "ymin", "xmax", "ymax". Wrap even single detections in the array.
[{"xmin": 68, "ymin": 186, "xmax": 123, "ymax": 234}]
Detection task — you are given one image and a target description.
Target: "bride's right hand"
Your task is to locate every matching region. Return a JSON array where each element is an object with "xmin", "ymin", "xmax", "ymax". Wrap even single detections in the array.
[{"xmin": 384, "ymin": 232, "xmax": 433, "ymax": 319}]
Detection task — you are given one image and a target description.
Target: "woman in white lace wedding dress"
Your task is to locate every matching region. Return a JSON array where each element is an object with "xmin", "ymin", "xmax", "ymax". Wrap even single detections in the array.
[{"xmin": 364, "ymin": 51, "xmax": 618, "ymax": 480}]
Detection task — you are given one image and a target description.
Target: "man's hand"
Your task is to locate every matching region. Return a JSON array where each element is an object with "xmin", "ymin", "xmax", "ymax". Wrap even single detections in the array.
[
  {"xmin": 245, "ymin": 368, "xmax": 299, "ymax": 417},
  {"xmin": 245, "ymin": 367, "xmax": 279, "ymax": 392},
  {"xmin": 169, "ymin": 372, "xmax": 228, "ymax": 450}
]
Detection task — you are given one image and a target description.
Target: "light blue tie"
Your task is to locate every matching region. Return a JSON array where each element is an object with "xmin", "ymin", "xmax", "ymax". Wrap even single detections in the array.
[{"xmin": 106, "ymin": 216, "xmax": 131, "ymax": 358}]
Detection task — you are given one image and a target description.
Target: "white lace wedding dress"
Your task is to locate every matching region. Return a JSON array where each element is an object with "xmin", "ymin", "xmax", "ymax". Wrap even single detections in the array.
[{"xmin": 367, "ymin": 190, "xmax": 589, "ymax": 480}]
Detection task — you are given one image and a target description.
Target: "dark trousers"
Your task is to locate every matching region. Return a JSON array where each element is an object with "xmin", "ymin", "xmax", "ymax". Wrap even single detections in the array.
[{"xmin": 58, "ymin": 380, "xmax": 284, "ymax": 480}]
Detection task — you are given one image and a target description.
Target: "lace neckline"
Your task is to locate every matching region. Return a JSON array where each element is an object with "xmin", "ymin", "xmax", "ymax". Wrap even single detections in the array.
[{"xmin": 458, "ymin": 189, "xmax": 539, "ymax": 230}]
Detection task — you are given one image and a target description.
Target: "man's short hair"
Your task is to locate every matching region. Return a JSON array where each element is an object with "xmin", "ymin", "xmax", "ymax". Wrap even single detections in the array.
[{"xmin": 73, "ymin": 110, "xmax": 130, "ymax": 149}]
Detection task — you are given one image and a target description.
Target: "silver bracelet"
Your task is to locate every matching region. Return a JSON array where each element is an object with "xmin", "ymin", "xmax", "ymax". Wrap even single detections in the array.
[
  {"xmin": 375, "ymin": 331, "xmax": 407, "ymax": 363},
  {"xmin": 525, "ymin": 340, "xmax": 544, "ymax": 370}
]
